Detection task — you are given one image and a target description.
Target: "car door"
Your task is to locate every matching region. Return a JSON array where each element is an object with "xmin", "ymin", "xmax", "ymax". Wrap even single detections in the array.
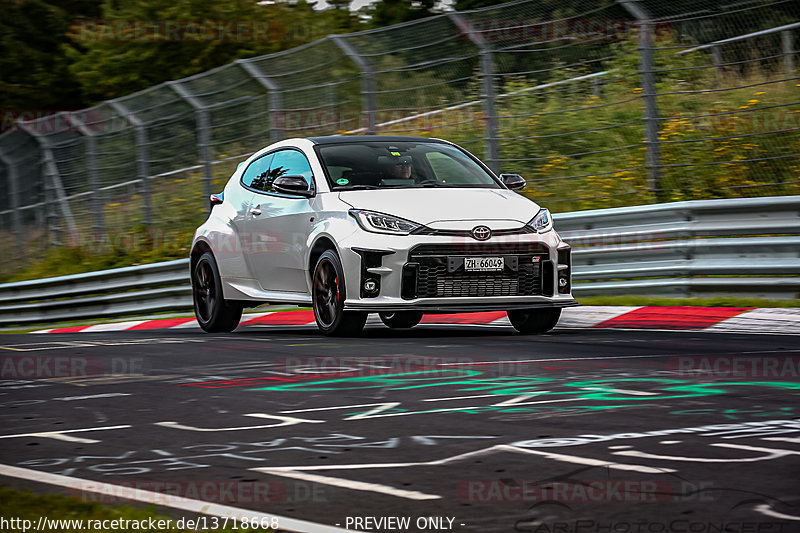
[
  {"xmin": 237, "ymin": 152, "xmax": 272, "ymax": 280},
  {"xmin": 246, "ymin": 148, "xmax": 316, "ymax": 293}
]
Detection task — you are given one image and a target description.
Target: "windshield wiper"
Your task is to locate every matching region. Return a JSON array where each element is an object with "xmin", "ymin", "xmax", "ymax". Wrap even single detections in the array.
[
  {"xmin": 394, "ymin": 182, "xmax": 451, "ymax": 188},
  {"xmin": 336, "ymin": 185, "xmax": 381, "ymax": 190}
]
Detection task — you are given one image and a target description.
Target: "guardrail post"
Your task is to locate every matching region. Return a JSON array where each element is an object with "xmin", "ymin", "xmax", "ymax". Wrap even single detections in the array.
[
  {"xmin": 109, "ymin": 100, "xmax": 153, "ymax": 227},
  {"xmin": 0, "ymin": 148, "xmax": 24, "ymax": 259},
  {"xmin": 236, "ymin": 59, "xmax": 284, "ymax": 142},
  {"xmin": 331, "ymin": 36, "xmax": 376, "ymax": 134},
  {"xmin": 783, "ymin": 30, "xmax": 795, "ymax": 75},
  {"xmin": 16, "ymin": 118, "xmax": 78, "ymax": 246},
  {"xmin": 168, "ymin": 82, "xmax": 213, "ymax": 205},
  {"xmin": 67, "ymin": 113, "xmax": 105, "ymax": 235},
  {"xmin": 618, "ymin": 0, "xmax": 663, "ymax": 200},
  {"xmin": 448, "ymin": 12, "xmax": 500, "ymax": 174}
]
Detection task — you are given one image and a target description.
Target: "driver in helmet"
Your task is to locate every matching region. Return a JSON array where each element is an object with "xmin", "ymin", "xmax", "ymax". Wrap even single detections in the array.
[
  {"xmin": 381, "ymin": 153, "xmax": 413, "ymax": 180},
  {"xmin": 389, "ymin": 157, "xmax": 412, "ymax": 179}
]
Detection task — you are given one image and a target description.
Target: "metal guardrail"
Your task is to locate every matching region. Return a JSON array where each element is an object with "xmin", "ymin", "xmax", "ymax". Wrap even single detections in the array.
[
  {"xmin": 1, "ymin": 196, "xmax": 798, "ymax": 325},
  {"xmin": 556, "ymin": 196, "xmax": 800, "ymax": 299}
]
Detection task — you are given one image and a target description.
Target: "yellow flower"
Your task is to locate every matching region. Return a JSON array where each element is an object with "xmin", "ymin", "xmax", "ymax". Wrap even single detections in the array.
[{"xmin": 753, "ymin": 92, "xmax": 765, "ymax": 96}]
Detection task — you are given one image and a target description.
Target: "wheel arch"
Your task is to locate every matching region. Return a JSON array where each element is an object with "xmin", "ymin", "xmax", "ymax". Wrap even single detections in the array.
[
  {"xmin": 190, "ymin": 239, "xmax": 214, "ymax": 274},
  {"xmin": 308, "ymin": 235, "xmax": 339, "ymax": 280}
]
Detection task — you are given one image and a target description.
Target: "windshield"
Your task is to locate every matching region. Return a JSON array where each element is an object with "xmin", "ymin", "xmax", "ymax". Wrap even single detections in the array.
[{"xmin": 315, "ymin": 141, "xmax": 501, "ymax": 190}]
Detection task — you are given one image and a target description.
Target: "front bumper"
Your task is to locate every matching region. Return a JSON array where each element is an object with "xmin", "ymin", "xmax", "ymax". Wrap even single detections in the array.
[{"xmin": 337, "ymin": 229, "xmax": 576, "ymax": 312}]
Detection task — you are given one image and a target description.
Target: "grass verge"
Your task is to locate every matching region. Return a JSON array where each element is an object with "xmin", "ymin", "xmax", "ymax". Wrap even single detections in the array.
[{"xmin": 0, "ymin": 486, "xmax": 262, "ymax": 532}]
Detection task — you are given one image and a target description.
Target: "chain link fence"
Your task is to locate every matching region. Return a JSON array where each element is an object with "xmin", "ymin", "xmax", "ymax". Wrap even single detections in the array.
[{"xmin": 0, "ymin": 0, "xmax": 798, "ymax": 275}]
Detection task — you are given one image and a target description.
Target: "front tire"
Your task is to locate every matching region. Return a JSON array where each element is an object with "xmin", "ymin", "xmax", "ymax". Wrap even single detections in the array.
[
  {"xmin": 312, "ymin": 250, "xmax": 367, "ymax": 336},
  {"xmin": 193, "ymin": 252, "xmax": 242, "ymax": 333},
  {"xmin": 508, "ymin": 308, "xmax": 561, "ymax": 334},
  {"xmin": 379, "ymin": 311, "xmax": 423, "ymax": 329}
]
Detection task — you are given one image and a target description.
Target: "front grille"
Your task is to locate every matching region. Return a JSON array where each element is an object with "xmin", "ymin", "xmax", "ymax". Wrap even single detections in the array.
[{"xmin": 403, "ymin": 243, "xmax": 548, "ymax": 299}]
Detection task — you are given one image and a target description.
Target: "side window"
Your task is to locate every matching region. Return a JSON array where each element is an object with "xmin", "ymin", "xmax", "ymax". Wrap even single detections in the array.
[
  {"xmin": 241, "ymin": 153, "xmax": 274, "ymax": 190},
  {"xmin": 268, "ymin": 150, "xmax": 314, "ymax": 188}
]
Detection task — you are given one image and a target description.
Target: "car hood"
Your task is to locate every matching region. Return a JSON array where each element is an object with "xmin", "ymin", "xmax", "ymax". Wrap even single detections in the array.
[{"xmin": 337, "ymin": 188, "xmax": 540, "ymax": 228}]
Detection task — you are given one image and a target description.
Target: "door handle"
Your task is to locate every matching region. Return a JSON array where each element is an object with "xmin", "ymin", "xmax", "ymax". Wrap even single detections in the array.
[{"xmin": 250, "ymin": 207, "xmax": 262, "ymax": 216}]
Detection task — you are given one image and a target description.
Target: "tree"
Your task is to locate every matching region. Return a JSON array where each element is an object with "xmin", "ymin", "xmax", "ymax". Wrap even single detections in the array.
[
  {"xmin": 0, "ymin": 0, "xmax": 100, "ymax": 113},
  {"xmin": 367, "ymin": 0, "xmax": 437, "ymax": 26}
]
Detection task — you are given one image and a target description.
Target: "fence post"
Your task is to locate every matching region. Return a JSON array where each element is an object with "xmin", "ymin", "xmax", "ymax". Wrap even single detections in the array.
[
  {"xmin": 618, "ymin": 0, "xmax": 662, "ymax": 200},
  {"xmin": 109, "ymin": 100, "xmax": 153, "ymax": 227},
  {"xmin": 67, "ymin": 113, "xmax": 105, "ymax": 234},
  {"xmin": 783, "ymin": 31, "xmax": 795, "ymax": 75},
  {"xmin": 0, "ymin": 148, "xmax": 23, "ymax": 259},
  {"xmin": 168, "ymin": 82, "xmax": 213, "ymax": 206},
  {"xmin": 236, "ymin": 59, "xmax": 284, "ymax": 143},
  {"xmin": 331, "ymin": 36, "xmax": 376, "ymax": 134},
  {"xmin": 711, "ymin": 46, "xmax": 723, "ymax": 77},
  {"xmin": 16, "ymin": 118, "xmax": 78, "ymax": 245},
  {"xmin": 448, "ymin": 12, "xmax": 500, "ymax": 174}
]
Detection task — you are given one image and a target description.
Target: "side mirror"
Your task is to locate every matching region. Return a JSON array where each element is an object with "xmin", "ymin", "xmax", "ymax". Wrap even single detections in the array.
[
  {"xmin": 500, "ymin": 173, "xmax": 526, "ymax": 191},
  {"xmin": 209, "ymin": 192, "xmax": 224, "ymax": 210},
  {"xmin": 273, "ymin": 175, "xmax": 314, "ymax": 197}
]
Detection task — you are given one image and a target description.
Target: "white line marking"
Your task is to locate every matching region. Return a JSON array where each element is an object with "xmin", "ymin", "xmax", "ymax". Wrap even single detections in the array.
[
  {"xmin": 256, "ymin": 444, "xmax": 674, "ymax": 475},
  {"xmin": 763, "ymin": 436, "xmax": 800, "ymax": 444},
  {"xmin": 259, "ymin": 470, "xmax": 440, "ymax": 501},
  {"xmin": 422, "ymin": 394, "xmax": 499, "ymax": 402},
  {"xmin": 0, "ymin": 425, "xmax": 131, "ymax": 443},
  {"xmin": 502, "ymin": 445, "xmax": 676, "ymax": 473},
  {"xmin": 281, "ymin": 403, "xmax": 396, "ymax": 414},
  {"xmin": 52, "ymin": 393, "xmax": 132, "ymax": 401},
  {"xmin": 156, "ymin": 414, "xmax": 324, "ymax": 432},
  {"xmin": 438, "ymin": 349, "xmax": 800, "ymax": 367},
  {"xmin": 0, "ymin": 464, "xmax": 358, "ymax": 533},
  {"xmin": 580, "ymin": 387, "xmax": 657, "ymax": 396},
  {"xmin": 755, "ymin": 503, "xmax": 800, "ymax": 521},
  {"xmin": 613, "ymin": 443, "xmax": 800, "ymax": 463}
]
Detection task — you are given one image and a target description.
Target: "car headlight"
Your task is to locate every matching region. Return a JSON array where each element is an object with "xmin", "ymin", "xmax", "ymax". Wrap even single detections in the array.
[
  {"xmin": 528, "ymin": 208, "xmax": 553, "ymax": 233},
  {"xmin": 349, "ymin": 209, "xmax": 422, "ymax": 235}
]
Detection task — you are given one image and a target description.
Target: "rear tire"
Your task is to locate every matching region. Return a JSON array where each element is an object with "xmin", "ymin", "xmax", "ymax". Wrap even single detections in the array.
[
  {"xmin": 312, "ymin": 250, "xmax": 367, "ymax": 336},
  {"xmin": 508, "ymin": 308, "xmax": 561, "ymax": 334},
  {"xmin": 193, "ymin": 252, "xmax": 242, "ymax": 333},
  {"xmin": 379, "ymin": 311, "xmax": 423, "ymax": 329}
]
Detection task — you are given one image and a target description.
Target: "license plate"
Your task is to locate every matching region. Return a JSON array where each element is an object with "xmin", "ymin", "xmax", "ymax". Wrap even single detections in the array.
[{"xmin": 464, "ymin": 257, "xmax": 504, "ymax": 272}]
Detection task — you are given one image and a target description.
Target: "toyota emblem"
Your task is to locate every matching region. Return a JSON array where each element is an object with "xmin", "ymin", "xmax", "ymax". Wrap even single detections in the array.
[{"xmin": 471, "ymin": 225, "xmax": 492, "ymax": 241}]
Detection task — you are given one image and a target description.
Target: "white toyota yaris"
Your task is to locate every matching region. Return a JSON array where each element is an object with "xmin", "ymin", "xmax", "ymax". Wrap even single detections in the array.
[{"xmin": 191, "ymin": 136, "xmax": 576, "ymax": 336}]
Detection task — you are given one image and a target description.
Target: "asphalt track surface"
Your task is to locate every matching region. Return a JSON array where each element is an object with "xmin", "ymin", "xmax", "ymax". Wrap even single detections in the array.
[{"xmin": 1, "ymin": 322, "xmax": 799, "ymax": 533}]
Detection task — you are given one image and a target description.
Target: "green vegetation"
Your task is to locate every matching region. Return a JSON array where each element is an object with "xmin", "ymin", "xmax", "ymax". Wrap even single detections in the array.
[
  {"xmin": 403, "ymin": 35, "xmax": 800, "ymax": 211},
  {"xmin": 1, "ymin": 3, "xmax": 797, "ymax": 285},
  {"xmin": 3, "ymin": 46, "xmax": 797, "ymax": 283},
  {"xmin": 0, "ymin": 486, "xmax": 263, "ymax": 532}
]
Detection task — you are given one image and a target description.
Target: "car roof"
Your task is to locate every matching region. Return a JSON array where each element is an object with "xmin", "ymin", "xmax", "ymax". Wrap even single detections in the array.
[{"xmin": 308, "ymin": 135, "xmax": 449, "ymax": 145}]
